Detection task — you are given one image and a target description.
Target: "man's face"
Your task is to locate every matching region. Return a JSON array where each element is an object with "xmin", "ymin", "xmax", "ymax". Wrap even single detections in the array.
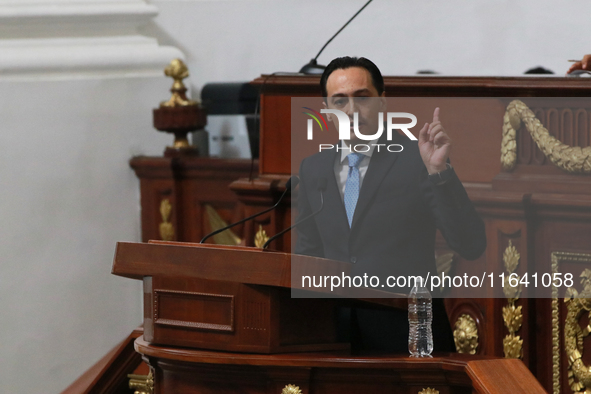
[{"xmin": 324, "ymin": 67, "xmax": 386, "ymax": 143}]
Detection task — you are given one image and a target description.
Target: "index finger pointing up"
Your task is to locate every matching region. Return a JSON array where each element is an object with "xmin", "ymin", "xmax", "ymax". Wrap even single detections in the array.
[{"xmin": 433, "ymin": 107, "xmax": 440, "ymax": 123}]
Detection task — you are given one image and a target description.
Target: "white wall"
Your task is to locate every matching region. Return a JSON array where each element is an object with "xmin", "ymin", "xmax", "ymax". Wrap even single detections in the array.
[
  {"xmin": 143, "ymin": 0, "xmax": 591, "ymax": 92},
  {"xmin": 0, "ymin": 77, "xmax": 176, "ymax": 394},
  {"xmin": 0, "ymin": 1, "xmax": 182, "ymax": 393}
]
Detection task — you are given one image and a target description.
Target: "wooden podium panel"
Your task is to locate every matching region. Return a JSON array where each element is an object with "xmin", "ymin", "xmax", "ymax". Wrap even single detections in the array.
[
  {"xmin": 142, "ymin": 275, "xmax": 344, "ymax": 354},
  {"xmin": 108, "ymin": 239, "xmax": 546, "ymax": 393},
  {"xmin": 112, "ymin": 241, "xmax": 361, "ymax": 354}
]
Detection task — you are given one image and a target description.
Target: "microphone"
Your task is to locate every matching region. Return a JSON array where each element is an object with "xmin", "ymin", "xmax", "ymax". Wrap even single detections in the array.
[
  {"xmin": 200, "ymin": 176, "xmax": 299, "ymax": 243},
  {"xmin": 299, "ymin": 0, "xmax": 374, "ymax": 74},
  {"xmin": 263, "ymin": 178, "xmax": 327, "ymax": 250}
]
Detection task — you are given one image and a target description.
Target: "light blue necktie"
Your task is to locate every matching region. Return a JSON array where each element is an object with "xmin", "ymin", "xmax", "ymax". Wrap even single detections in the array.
[{"xmin": 344, "ymin": 152, "xmax": 364, "ymax": 227}]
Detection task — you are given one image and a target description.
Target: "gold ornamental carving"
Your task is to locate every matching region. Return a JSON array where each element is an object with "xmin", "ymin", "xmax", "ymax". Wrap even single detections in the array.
[
  {"xmin": 282, "ymin": 384, "xmax": 302, "ymax": 394},
  {"xmin": 564, "ymin": 268, "xmax": 591, "ymax": 393},
  {"xmin": 552, "ymin": 252, "xmax": 591, "ymax": 394},
  {"xmin": 128, "ymin": 371, "xmax": 154, "ymax": 394},
  {"xmin": 160, "ymin": 58, "xmax": 197, "ymax": 108},
  {"xmin": 255, "ymin": 225, "xmax": 269, "ymax": 248},
  {"xmin": 418, "ymin": 388, "xmax": 439, "ymax": 394},
  {"xmin": 501, "ymin": 99, "xmax": 591, "ymax": 173},
  {"xmin": 502, "ymin": 240, "xmax": 523, "ymax": 359},
  {"xmin": 153, "ymin": 58, "xmax": 205, "ymax": 155},
  {"xmin": 453, "ymin": 314, "xmax": 479, "ymax": 354},
  {"xmin": 158, "ymin": 198, "xmax": 174, "ymax": 241},
  {"xmin": 204, "ymin": 204, "xmax": 241, "ymax": 245},
  {"xmin": 552, "ymin": 252, "xmax": 561, "ymax": 394}
]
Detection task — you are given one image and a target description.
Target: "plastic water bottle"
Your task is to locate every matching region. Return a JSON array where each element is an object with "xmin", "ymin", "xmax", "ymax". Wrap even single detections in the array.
[{"xmin": 408, "ymin": 280, "xmax": 433, "ymax": 357}]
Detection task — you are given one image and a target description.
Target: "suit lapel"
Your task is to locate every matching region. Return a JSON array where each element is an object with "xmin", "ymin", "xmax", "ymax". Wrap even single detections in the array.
[{"xmin": 350, "ymin": 134, "xmax": 402, "ymax": 230}]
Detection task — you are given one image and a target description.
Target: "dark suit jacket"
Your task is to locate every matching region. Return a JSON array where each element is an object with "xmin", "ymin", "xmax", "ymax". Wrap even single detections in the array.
[
  {"xmin": 295, "ymin": 131, "xmax": 486, "ymax": 284},
  {"xmin": 294, "ymin": 131, "xmax": 486, "ymax": 352}
]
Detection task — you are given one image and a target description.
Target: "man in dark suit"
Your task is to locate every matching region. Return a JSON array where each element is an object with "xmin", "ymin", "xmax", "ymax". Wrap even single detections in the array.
[{"xmin": 294, "ymin": 56, "xmax": 486, "ymax": 353}]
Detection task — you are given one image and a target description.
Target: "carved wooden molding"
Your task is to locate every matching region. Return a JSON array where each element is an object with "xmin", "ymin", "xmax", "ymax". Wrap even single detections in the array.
[{"xmin": 502, "ymin": 100, "xmax": 591, "ymax": 174}]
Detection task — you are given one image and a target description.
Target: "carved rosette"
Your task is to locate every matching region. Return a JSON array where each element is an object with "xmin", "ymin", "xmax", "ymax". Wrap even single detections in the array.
[
  {"xmin": 282, "ymin": 384, "xmax": 302, "ymax": 394},
  {"xmin": 502, "ymin": 240, "xmax": 523, "ymax": 359},
  {"xmin": 564, "ymin": 268, "xmax": 591, "ymax": 393},
  {"xmin": 453, "ymin": 314, "xmax": 479, "ymax": 354},
  {"xmin": 501, "ymin": 100, "xmax": 591, "ymax": 173}
]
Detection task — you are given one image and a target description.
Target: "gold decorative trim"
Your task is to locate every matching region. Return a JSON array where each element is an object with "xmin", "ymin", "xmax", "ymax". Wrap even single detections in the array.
[
  {"xmin": 255, "ymin": 225, "xmax": 269, "ymax": 248},
  {"xmin": 128, "ymin": 371, "xmax": 154, "ymax": 394},
  {"xmin": 160, "ymin": 59, "xmax": 197, "ymax": 108},
  {"xmin": 204, "ymin": 204, "xmax": 241, "ymax": 245},
  {"xmin": 282, "ymin": 384, "xmax": 302, "ymax": 394},
  {"xmin": 502, "ymin": 240, "xmax": 523, "ymax": 359},
  {"xmin": 551, "ymin": 251, "xmax": 591, "ymax": 394},
  {"xmin": 551, "ymin": 252, "xmax": 560, "ymax": 394},
  {"xmin": 158, "ymin": 199, "xmax": 174, "ymax": 241},
  {"xmin": 554, "ymin": 252, "xmax": 591, "ymax": 394},
  {"xmin": 453, "ymin": 314, "xmax": 478, "ymax": 354},
  {"xmin": 501, "ymin": 99, "xmax": 591, "ymax": 173},
  {"xmin": 418, "ymin": 388, "xmax": 439, "ymax": 394}
]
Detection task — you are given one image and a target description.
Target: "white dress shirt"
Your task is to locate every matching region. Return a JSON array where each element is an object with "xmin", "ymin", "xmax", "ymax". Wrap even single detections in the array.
[{"xmin": 334, "ymin": 139, "xmax": 378, "ymax": 200}]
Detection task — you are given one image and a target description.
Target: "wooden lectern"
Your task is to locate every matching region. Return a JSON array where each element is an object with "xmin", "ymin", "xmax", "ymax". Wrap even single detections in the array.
[
  {"xmin": 112, "ymin": 241, "xmax": 356, "ymax": 354},
  {"xmin": 112, "ymin": 240, "xmax": 546, "ymax": 393}
]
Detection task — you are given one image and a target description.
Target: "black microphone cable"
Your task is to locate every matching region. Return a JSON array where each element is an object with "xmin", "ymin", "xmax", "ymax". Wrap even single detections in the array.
[
  {"xmin": 201, "ymin": 176, "xmax": 299, "ymax": 243},
  {"xmin": 263, "ymin": 178, "xmax": 327, "ymax": 250}
]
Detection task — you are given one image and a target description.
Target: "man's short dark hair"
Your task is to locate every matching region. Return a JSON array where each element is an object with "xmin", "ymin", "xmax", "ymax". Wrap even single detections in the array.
[{"xmin": 320, "ymin": 56, "xmax": 385, "ymax": 99}]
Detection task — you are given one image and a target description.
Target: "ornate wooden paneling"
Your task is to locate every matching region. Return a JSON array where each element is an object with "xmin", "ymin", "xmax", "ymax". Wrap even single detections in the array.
[
  {"xmin": 130, "ymin": 156, "xmax": 257, "ymax": 244},
  {"xmin": 128, "ymin": 75, "xmax": 591, "ymax": 394},
  {"xmin": 241, "ymin": 75, "xmax": 591, "ymax": 394}
]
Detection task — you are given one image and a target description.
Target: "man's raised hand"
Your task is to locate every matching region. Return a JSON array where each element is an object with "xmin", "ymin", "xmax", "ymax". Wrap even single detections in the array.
[{"xmin": 418, "ymin": 107, "xmax": 452, "ymax": 174}]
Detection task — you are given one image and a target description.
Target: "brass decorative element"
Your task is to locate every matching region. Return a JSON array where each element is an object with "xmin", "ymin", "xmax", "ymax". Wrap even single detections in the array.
[
  {"xmin": 551, "ymin": 252, "xmax": 560, "ymax": 394},
  {"xmin": 503, "ymin": 240, "xmax": 520, "ymax": 276},
  {"xmin": 502, "ymin": 240, "xmax": 523, "ymax": 359},
  {"xmin": 128, "ymin": 371, "xmax": 154, "ymax": 394},
  {"xmin": 160, "ymin": 58, "xmax": 197, "ymax": 108},
  {"xmin": 153, "ymin": 58, "xmax": 205, "ymax": 156},
  {"xmin": 564, "ymin": 267, "xmax": 591, "ymax": 393},
  {"xmin": 204, "ymin": 204, "xmax": 241, "ymax": 245},
  {"xmin": 159, "ymin": 199, "xmax": 174, "ymax": 241},
  {"xmin": 552, "ymin": 252, "xmax": 591, "ymax": 394},
  {"xmin": 282, "ymin": 384, "xmax": 302, "ymax": 394},
  {"xmin": 255, "ymin": 225, "xmax": 269, "ymax": 248},
  {"xmin": 418, "ymin": 388, "xmax": 439, "ymax": 394},
  {"xmin": 501, "ymin": 99, "xmax": 591, "ymax": 173},
  {"xmin": 453, "ymin": 314, "xmax": 478, "ymax": 354}
]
